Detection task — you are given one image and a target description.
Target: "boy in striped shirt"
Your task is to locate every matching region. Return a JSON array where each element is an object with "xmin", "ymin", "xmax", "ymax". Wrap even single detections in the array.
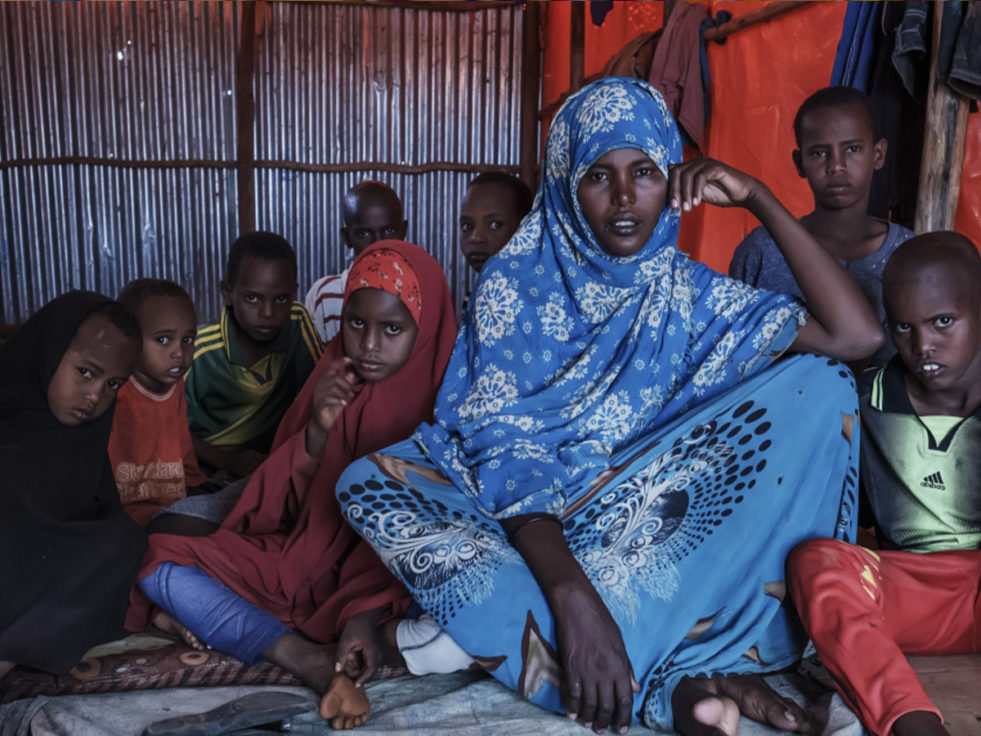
[{"xmin": 187, "ymin": 231, "xmax": 322, "ymax": 478}]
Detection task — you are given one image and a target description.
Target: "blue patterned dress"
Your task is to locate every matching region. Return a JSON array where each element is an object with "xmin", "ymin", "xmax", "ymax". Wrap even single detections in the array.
[{"xmin": 337, "ymin": 78, "xmax": 859, "ymax": 728}]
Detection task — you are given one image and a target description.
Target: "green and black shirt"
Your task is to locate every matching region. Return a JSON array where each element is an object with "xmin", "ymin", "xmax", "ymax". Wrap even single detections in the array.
[{"xmin": 859, "ymin": 359, "xmax": 981, "ymax": 552}]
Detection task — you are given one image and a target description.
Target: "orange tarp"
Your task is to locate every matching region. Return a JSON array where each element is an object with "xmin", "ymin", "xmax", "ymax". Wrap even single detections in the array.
[{"xmin": 541, "ymin": 1, "xmax": 981, "ymax": 272}]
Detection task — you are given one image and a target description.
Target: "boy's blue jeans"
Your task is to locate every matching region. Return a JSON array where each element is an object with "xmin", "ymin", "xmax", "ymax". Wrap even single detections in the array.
[{"xmin": 139, "ymin": 562, "xmax": 289, "ymax": 665}]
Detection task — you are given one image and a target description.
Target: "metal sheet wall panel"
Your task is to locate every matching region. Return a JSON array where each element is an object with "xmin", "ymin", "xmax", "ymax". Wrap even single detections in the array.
[
  {"xmin": 1, "ymin": 2, "xmax": 527, "ymax": 324},
  {"xmin": 1, "ymin": 2, "xmax": 240, "ymax": 323},
  {"xmin": 253, "ymin": 2, "xmax": 524, "ymax": 314}
]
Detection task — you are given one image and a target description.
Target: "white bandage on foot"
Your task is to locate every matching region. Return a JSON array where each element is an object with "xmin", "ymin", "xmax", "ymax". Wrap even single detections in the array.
[{"xmin": 396, "ymin": 613, "xmax": 475, "ymax": 675}]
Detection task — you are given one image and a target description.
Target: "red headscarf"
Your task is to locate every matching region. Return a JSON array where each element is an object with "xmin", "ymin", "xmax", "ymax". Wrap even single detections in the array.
[
  {"xmin": 342, "ymin": 246, "xmax": 422, "ymax": 326},
  {"xmin": 128, "ymin": 241, "xmax": 457, "ymax": 642}
]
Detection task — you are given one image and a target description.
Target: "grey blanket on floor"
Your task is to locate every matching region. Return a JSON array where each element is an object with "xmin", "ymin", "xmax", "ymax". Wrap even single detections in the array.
[{"xmin": 0, "ymin": 670, "xmax": 863, "ymax": 736}]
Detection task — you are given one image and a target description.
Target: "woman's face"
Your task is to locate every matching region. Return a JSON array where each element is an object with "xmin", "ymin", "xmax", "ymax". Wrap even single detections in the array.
[{"xmin": 576, "ymin": 147, "xmax": 667, "ymax": 257}]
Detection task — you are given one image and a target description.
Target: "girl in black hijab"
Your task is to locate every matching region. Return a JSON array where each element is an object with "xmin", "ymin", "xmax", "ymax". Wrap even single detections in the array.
[{"xmin": 0, "ymin": 291, "xmax": 146, "ymax": 677}]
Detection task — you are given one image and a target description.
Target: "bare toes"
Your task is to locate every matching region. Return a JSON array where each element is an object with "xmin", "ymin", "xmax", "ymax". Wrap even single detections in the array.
[{"xmin": 319, "ymin": 674, "xmax": 370, "ymax": 729}]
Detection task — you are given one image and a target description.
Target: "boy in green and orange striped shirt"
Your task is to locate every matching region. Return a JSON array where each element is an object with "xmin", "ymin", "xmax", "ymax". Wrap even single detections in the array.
[{"xmin": 186, "ymin": 231, "xmax": 322, "ymax": 478}]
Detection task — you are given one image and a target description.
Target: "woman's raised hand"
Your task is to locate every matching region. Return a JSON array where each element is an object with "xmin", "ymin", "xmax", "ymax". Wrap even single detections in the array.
[{"xmin": 668, "ymin": 158, "xmax": 761, "ymax": 211}]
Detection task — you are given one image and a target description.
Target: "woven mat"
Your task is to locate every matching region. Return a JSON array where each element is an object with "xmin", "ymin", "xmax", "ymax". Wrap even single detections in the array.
[{"xmin": 0, "ymin": 632, "xmax": 407, "ymax": 704}]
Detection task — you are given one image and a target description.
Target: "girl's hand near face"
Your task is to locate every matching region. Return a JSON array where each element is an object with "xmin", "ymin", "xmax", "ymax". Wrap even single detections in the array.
[
  {"xmin": 305, "ymin": 358, "xmax": 360, "ymax": 458},
  {"xmin": 668, "ymin": 158, "xmax": 761, "ymax": 211}
]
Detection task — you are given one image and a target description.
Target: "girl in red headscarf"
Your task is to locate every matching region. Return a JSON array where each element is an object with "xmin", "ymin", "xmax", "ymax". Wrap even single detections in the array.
[{"xmin": 126, "ymin": 241, "xmax": 456, "ymax": 729}]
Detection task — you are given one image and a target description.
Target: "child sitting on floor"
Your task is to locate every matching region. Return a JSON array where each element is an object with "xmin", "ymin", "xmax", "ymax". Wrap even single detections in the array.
[
  {"xmin": 186, "ymin": 231, "xmax": 322, "ymax": 478},
  {"xmin": 730, "ymin": 85, "xmax": 914, "ymax": 367},
  {"xmin": 0, "ymin": 292, "xmax": 146, "ymax": 681},
  {"xmin": 305, "ymin": 181, "xmax": 409, "ymax": 343},
  {"xmin": 127, "ymin": 241, "xmax": 459, "ymax": 730},
  {"xmin": 788, "ymin": 232, "xmax": 981, "ymax": 736},
  {"xmin": 109, "ymin": 279, "xmax": 210, "ymax": 531},
  {"xmin": 458, "ymin": 172, "xmax": 533, "ymax": 273}
]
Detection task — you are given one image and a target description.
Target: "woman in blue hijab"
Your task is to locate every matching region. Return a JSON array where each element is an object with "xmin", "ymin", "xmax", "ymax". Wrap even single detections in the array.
[{"xmin": 336, "ymin": 78, "xmax": 882, "ymax": 734}]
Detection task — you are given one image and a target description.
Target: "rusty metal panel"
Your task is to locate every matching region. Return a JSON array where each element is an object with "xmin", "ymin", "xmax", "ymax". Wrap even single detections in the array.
[{"xmin": 1, "ymin": 1, "xmax": 528, "ymax": 324}]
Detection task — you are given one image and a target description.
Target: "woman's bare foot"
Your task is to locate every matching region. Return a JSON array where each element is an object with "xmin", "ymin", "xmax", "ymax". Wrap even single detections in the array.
[
  {"xmin": 713, "ymin": 674, "xmax": 810, "ymax": 732},
  {"xmin": 320, "ymin": 674, "xmax": 371, "ymax": 729},
  {"xmin": 263, "ymin": 632, "xmax": 371, "ymax": 728},
  {"xmin": 152, "ymin": 611, "xmax": 205, "ymax": 650},
  {"xmin": 672, "ymin": 673, "xmax": 810, "ymax": 736}
]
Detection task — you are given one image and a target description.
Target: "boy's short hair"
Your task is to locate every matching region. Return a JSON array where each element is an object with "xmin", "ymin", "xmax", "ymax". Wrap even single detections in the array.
[
  {"xmin": 467, "ymin": 173, "xmax": 534, "ymax": 219},
  {"xmin": 88, "ymin": 301, "xmax": 142, "ymax": 343},
  {"xmin": 226, "ymin": 231, "xmax": 297, "ymax": 285},
  {"xmin": 118, "ymin": 278, "xmax": 193, "ymax": 317},
  {"xmin": 884, "ymin": 231, "xmax": 981, "ymax": 290},
  {"xmin": 793, "ymin": 85, "xmax": 878, "ymax": 147},
  {"xmin": 342, "ymin": 181, "xmax": 403, "ymax": 224}
]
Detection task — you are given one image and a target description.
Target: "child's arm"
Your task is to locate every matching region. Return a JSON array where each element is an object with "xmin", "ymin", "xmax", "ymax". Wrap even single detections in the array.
[
  {"xmin": 304, "ymin": 357, "xmax": 360, "ymax": 459},
  {"xmin": 191, "ymin": 436, "xmax": 266, "ymax": 479},
  {"xmin": 669, "ymin": 159, "xmax": 883, "ymax": 361}
]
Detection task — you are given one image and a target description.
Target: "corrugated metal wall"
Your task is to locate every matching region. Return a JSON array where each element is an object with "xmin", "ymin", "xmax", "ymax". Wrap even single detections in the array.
[{"xmin": 0, "ymin": 1, "xmax": 528, "ymax": 324}]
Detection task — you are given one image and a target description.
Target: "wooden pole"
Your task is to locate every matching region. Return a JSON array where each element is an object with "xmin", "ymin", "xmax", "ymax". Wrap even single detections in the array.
[
  {"xmin": 520, "ymin": 1, "xmax": 542, "ymax": 190},
  {"xmin": 569, "ymin": 1, "xmax": 585, "ymax": 93},
  {"xmin": 702, "ymin": 2, "xmax": 803, "ymax": 43},
  {"xmin": 235, "ymin": 1, "xmax": 258, "ymax": 235},
  {"xmin": 914, "ymin": 0, "xmax": 970, "ymax": 232}
]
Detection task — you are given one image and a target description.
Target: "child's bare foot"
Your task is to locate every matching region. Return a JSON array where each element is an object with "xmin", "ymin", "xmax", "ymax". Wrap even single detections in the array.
[
  {"xmin": 672, "ymin": 673, "xmax": 810, "ymax": 736},
  {"xmin": 892, "ymin": 711, "xmax": 949, "ymax": 736},
  {"xmin": 152, "ymin": 611, "xmax": 205, "ymax": 650},
  {"xmin": 319, "ymin": 674, "xmax": 371, "ymax": 729},
  {"xmin": 264, "ymin": 633, "xmax": 372, "ymax": 728}
]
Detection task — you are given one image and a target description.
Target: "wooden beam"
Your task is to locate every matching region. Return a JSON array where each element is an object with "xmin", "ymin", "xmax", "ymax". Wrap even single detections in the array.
[
  {"xmin": 915, "ymin": 0, "xmax": 970, "ymax": 232},
  {"xmin": 235, "ymin": 1, "xmax": 258, "ymax": 235},
  {"xmin": 569, "ymin": 0, "xmax": 585, "ymax": 93},
  {"xmin": 703, "ymin": 1, "xmax": 804, "ymax": 43},
  {"xmin": 519, "ymin": 1, "xmax": 543, "ymax": 190}
]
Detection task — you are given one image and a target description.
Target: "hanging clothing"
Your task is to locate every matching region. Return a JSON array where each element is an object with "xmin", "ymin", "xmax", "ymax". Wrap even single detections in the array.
[
  {"xmin": 127, "ymin": 241, "xmax": 457, "ymax": 645},
  {"xmin": 336, "ymin": 78, "xmax": 861, "ymax": 728},
  {"xmin": 0, "ymin": 291, "xmax": 146, "ymax": 674},
  {"xmin": 647, "ymin": 2, "xmax": 709, "ymax": 151}
]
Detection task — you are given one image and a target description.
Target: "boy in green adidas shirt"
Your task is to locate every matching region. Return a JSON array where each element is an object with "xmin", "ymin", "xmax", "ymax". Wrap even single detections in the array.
[
  {"xmin": 788, "ymin": 232, "xmax": 981, "ymax": 736},
  {"xmin": 186, "ymin": 232, "xmax": 322, "ymax": 478}
]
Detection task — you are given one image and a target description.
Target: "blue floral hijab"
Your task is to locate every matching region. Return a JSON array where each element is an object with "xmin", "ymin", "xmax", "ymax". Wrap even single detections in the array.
[{"xmin": 417, "ymin": 77, "xmax": 805, "ymax": 518}]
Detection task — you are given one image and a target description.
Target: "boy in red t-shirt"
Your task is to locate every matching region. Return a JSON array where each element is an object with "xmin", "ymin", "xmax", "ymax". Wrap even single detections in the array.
[{"xmin": 110, "ymin": 279, "xmax": 209, "ymax": 531}]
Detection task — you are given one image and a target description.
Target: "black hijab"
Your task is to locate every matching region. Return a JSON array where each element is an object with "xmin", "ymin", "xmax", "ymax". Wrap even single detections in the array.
[{"xmin": 0, "ymin": 291, "xmax": 147, "ymax": 674}]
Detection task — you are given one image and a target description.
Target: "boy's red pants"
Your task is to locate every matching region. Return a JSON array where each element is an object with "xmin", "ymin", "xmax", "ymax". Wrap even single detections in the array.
[{"xmin": 787, "ymin": 538, "xmax": 981, "ymax": 736}]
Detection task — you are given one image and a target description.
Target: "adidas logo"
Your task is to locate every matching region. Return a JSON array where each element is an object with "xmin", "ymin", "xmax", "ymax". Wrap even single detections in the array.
[{"xmin": 920, "ymin": 471, "xmax": 946, "ymax": 491}]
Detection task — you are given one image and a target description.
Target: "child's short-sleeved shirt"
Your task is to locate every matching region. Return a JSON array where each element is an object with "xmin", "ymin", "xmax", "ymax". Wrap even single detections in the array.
[
  {"xmin": 304, "ymin": 267, "xmax": 350, "ymax": 344},
  {"xmin": 185, "ymin": 302, "xmax": 323, "ymax": 454},
  {"xmin": 859, "ymin": 360, "xmax": 981, "ymax": 552},
  {"xmin": 109, "ymin": 377, "xmax": 207, "ymax": 525},
  {"xmin": 730, "ymin": 221, "xmax": 915, "ymax": 366}
]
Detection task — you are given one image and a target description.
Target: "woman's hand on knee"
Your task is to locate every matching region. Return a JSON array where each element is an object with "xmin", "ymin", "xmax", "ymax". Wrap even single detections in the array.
[{"xmin": 552, "ymin": 581, "xmax": 639, "ymax": 734}]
